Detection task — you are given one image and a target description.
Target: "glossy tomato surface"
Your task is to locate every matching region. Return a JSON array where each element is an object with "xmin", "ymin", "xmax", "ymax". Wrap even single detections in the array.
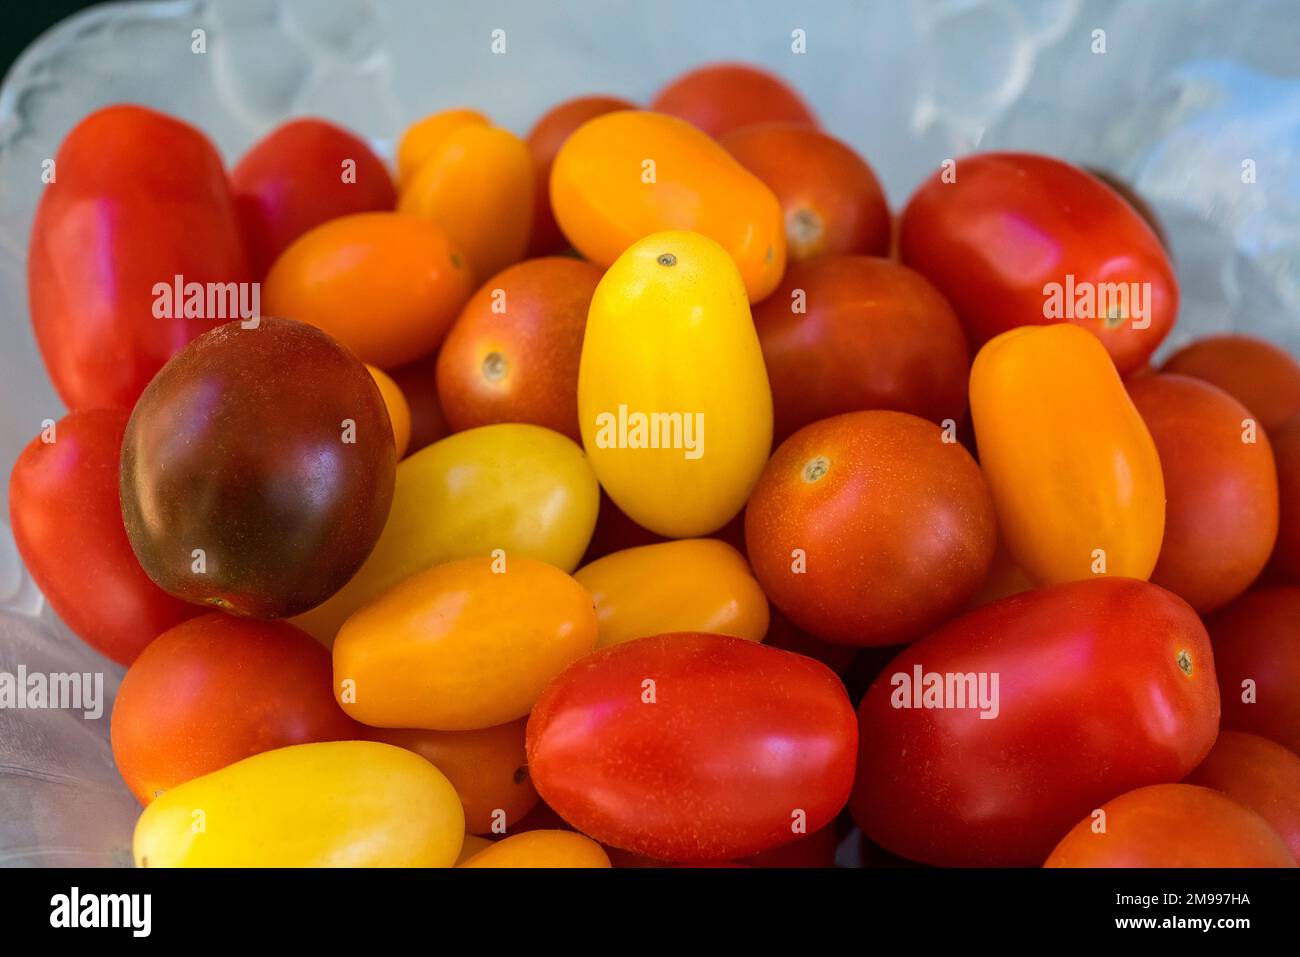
[
  {"xmin": 851, "ymin": 578, "xmax": 1221, "ymax": 866},
  {"xmin": 1207, "ymin": 587, "xmax": 1300, "ymax": 754},
  {"xmin": 1161, "ymin": 334, "xmax": 1300, "ymax": 433},
  {"xmin": 1185, "ymin": 730, "xmax": 1300, "ymax": 862},
  {"xmin": 650, "ymin": 62, "xmax": 817, "ymax": 138},
  {"xmin": 527, "ymin": 632, "xmax": 857, "ymax": 862}
]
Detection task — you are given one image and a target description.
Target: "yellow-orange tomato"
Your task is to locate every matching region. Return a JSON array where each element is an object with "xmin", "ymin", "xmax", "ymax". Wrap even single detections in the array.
[
  {"xmin": 551, "ymin": 111, "xmax": 786, "ymax": 302},
  {"xmin": 262, "ymin": 212, "xmax": 472, "ymax": 368},
  {"xmin": 293, "ymin": 423, "xmax": 599, "ymax": 644},
  {"xmin": 399, "ymin": 121, "xmax": 533, "ymax": 282},
  {"xmin": 459, "ymin": 830, "xmax": 611, "ymax": 868},
  {"xmin": 575, "ymin": 539, "xmax": 769, "ymax": 648},
  {"xmin": 368, "ymin": 719, "xmax": 539, "ymax": 835},
  {"xmin": 366, "ymin": 364, "xmax": 411, "ymax": 458},
  {"xmin": 970, "ymin": 324, "xmax": 1165, "ymax": 584},
  {"xmin": 333, "ymin": 556, "xmax": 599, "ymax": 730},
  {"xmin": 396, "ymin": 108, "xmax": 488, "ymax": 185},
  {"xmin": 133, "ymin": 741, "xmax": 464, "ymax": 867}
]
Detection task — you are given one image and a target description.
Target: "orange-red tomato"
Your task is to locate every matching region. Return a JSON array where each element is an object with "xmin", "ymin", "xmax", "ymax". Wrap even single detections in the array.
[
  {"xmin": 436, "ymin": 257, "xmax": 602, "ymax": 441},
  {"xmin": 1045, "ymin": 784, "xmax": 1295, "ymax": 867},
  {"xmin": 1271, "ymin": 414, "xmax": 1300, "ymax": 583},
  {"xmin": 525, "ymin": 95, "xmax": 637, "ymax": 256},
  {"xmin": 721, "ymin": 124, "xmax": 889, "ymax": 261},
  {"xmin": 745, "ymin": 410, "xmax": 997, "ymax": 645},
  {"xmin": 1161, "ymin": 334, "xmax": 1300, "ymax": 433},
  {"xmin": 367, "ymin": 719, "xmax": 538, "ymax": 835},
  {"xmin": 1128, "ymin": 374, "xmax": 1279, "ymax": 613},
  {"xmin": 650, "ymin": 62, "xmax": 817, "ymax": 138},
  {"xmin": 262, "ymin": 212, "xmax": 473, "ymax": 368},
  {"xmin": 1208, "ymin": 587, "xmax": 1300, "ymax": 754},
  {"xmin": 753, "ymin": 256, "xmax": 970, "ymax": 442},
  {"xmin": 1185, "ymin": 730, "xmax": 1300, "ymax": 862},
  {"xmin": 110, "ymin": 614, "xmax": 360, "ymax": 804}
]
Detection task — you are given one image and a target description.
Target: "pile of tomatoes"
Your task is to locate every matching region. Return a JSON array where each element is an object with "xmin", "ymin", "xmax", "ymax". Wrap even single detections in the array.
[{"xmin": 10, "ymin": 62, "xmax": 1300, "ymax": 868}]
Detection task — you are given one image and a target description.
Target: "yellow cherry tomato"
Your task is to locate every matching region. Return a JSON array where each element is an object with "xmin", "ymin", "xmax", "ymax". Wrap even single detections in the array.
[
  {"xmin": 366, "ymin": 364, "xmax": 411, "ymax": 459},
  {"xmin": 578, "ymin": 230, "xmax": 772, "ymax": 538},
  {"xmin": 293, "ymin": 423, "xmax": 599, "ymax": 644},
  {"xmin": 575, "ymin": 539, "xmax": 769, "ymax": 648},
  {"xmin": 396, "ymin": 107, "xmax": 488, "ymax": 185},
  {"xmin": 333, "ymin": 556, "xmax": 598, "ymax": 730},
  {"xmin": 132, "ymin": 741, "xmax": 464, "ymax": 867},
  {"xmin": 459, "ymin": 830, "xmax": 612, "ymax": 868},
  {"xmin": 551, "ymin": 110, "xmax": 786, "ymax": 302},
  {"xmin": 969, "ymin": 323, "xmax": 1166, "ymax": 584}
]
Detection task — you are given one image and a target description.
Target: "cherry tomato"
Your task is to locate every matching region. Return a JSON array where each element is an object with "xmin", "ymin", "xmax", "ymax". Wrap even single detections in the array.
[
  {"xmin": 387, "ymin": 350, "xmax": 452, "ymax": 454},
  {"xmin": 1044, "ymin": 784, "xmax": 1294, "ymax": 868},
  {"xmin": 436, "ymin": 257, "xmax": 602, "ymax": 441},
  {"xmin": 1128, "ymin": 373, "xmax": 1278, "ymax": 612},
  {"xmin": 1160, "ymin": 334, "xmax": 1300, "ymax": 433},
  {"xmin": 28, "ymin": 105, "xmax": 251, "ymax": 409},
  {"xmin": 333, "ymin": 556, "xmax": 598, "ymax": 730},
  {"xmin": 650, "ymin": 62, "xmax": 817, "ymax": 138},
  {"xmin": 746, "ymin": 410, "xmax": 996, "ymax": 645},
  {"xmin": 111, "ymin": 614, "xmax": 359, "ymax": 804},
  {"xmin": 1185, "ymin": 730, "xmax": 1300, "ymax": 862},
  {"xmin": 753, "ymin": 255, "xmax": 970, "ymax": 442},
  {"xmin": 1207, "ymin": 587, "xmax": 1300, "ymax": 754},
  {"xmin": 396, "ymin": 108, "xmax": 488, "ymax": 185},
  {"xmin": 1270, "ymin": 414, "xmax": 1300, "ymax": 583},
  {"xmin": 366, "ymin": 364, "xmax": 412, "ymax": 459},
  {"xmin": 900, "ymin": 153, "xmax": 1177, "ymax": 375},
  {"xmin": 527, "ymin": 632, "xmax": 857, "ymax": 862},
  {"xmin": 525, "ymin": 94, "xmax": 637, "ymax": 256},
  {"xmin": 119, "ymin": 318, "xmax": 396, "ymax": 619},
  {"xmin": 721, "ymin": 124, "xmax": 889, "ymax": 261},
  {"xmin": 8, "ymin": 410, "xmax": 199, "ymax": 664},
  {"xmin": 460, "ymin": 830, "xmax": 611, "ymax": 868},
  {"xmin": 231, "ymin": 117, "xmax": 395, "ymax": 278},
  {"xmin": 851, "ymin": 578, "xmax": 1220, "ymax": 867}
]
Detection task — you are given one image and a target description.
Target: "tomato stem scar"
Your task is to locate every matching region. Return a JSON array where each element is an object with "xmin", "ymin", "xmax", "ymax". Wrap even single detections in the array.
[
  {"xmin": 657, "ymin": 253, "xmax": 677, "ymax": 266},
  {"xmin": 802, "ymin": 456, "xmax": 830, "ymax": 482},
  {"xmin": 482, "ymin": 352, "xmax": 507, "ymax": 381},
  {"xmin": 1176, "ymin": 649, "xmax": 1193, "ymax": 676}
]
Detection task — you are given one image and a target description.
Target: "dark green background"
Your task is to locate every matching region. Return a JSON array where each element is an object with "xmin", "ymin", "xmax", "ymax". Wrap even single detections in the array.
[{"xmin": 1, "ymin": 0, "xmax": 101, "ymax": 86}]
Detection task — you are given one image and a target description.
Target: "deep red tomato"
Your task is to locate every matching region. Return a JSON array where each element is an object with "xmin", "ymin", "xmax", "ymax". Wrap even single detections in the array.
[
  {"xmin": 232, "ymin": 117, "xmax": 396, "ymax": 278},
  {"xmin": 1271, "ymin": 414, "xmax": 1300, "ymax": 583},
  {"xmin": 1207, "ymin": 587, "xmax": 1300, "ymax": 754},
  {"xmin": 8, "ymin": 410, "xmax": 200, "ymax": 664},
  {"xmin": 763, "ymin": 608, "xmax": 858, "ymax": 677},
  {"xmin": 1044, "ymin": 783, "xmax": 1294, "ymax": 868},
  {"xmin": 526, "ymin": 632, "xmax": 857, "ymax": 862},
  {"xmin": 1185, "ymin": 730, "xmax": 1300, "ymax": 862},
  {"xmin": 899, "ymin": 152, "xmax": 1176, "ymax": 375},
  {"xmin": 851, "ymin": 578, "xmax": 1221, "ymax": 867},
  {"xmin": 1127, "ymin": 373, "xmax": 1279, "ymax": 613},
  {"xmin": 386, "ymin": 350, "xmax": 452, "ymax": 455},
  {"xmin": 745, "ymin": 410, "xmax": 996, "ymax": 646},
  {"xmin": 753, "ymin": 256, "xmax": 970, "ymax": 442},
  {"xmin": 1160, "ymin": 334, "xmax": 1300, "ymax": 433},
  {"xmin": 28, "ymin": 105, "xmax": 251, "ymax": 410},
  {"xmin": 110, "ymin": 613, "xmax": 360, "ymax": 803},
  {"xmin": 649, "ymin": 62, "xmax": 817, "ymax": 138}
]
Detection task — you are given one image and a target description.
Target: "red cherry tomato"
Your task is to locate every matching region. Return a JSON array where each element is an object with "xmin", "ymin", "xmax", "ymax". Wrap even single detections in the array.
[
  {"xmin": 753, "ymin": 256, "xmax": 970, "ymax": 442},
  {"xmin": 899, "ymin": 152, "xmax": 1177, "ymax": 375},
  {"xmin": 232, "ymin": 117, "xmax": 396, "ymax": 278},
  {"xmin": 1271, "ymin": 414, "xmax": 1300, "ymax": 583},
  {"xmin": 28, "ymin": 105, "xmax": 251, "ymax": 409},
  {"xmin": 650, "ymin": 62, "xmax": 817, "ymax": 138},
  {"xmin": 851, "ymin": 578, "xmax": 1221, "ymax": 866},
  {"xmin": 1207, "ymin": 587, "xmax": 1300, "ymax": 754},
  {"xmin": 8, "ymin": 410, "xmax": 199, "ymax": 665},
  {"xmin": 1185, "ymin": 730, "xmax": 1300, "ymax": 862},
  {"xmin": 1160, "ymin": 334, "xmax": 1300, "ymax": 433},
  {"xmin": 526, "ymin": 632, "xmax": 857, "ymax": 862},
  {"xmin": 110, "ymin": 613, "xmax": 360, "ymax": 803}
]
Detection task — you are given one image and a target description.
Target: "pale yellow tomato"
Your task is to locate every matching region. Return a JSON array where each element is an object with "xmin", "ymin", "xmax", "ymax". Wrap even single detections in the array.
[{"xmin": 459, "ymin": 830, "xmax": 612, "ymax": 868}]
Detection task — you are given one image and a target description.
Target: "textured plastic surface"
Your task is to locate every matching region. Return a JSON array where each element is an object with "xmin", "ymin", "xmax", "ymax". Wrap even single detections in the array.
[{"xmin": 1, "ymin": 0, "xmax": 1298, "ymax": 865}]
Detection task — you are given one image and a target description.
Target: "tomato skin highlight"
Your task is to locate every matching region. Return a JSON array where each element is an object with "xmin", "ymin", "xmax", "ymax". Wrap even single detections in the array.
[
  {"xmin": 1044, "ymin": 783, "xmax": 1295, "ymax": 868},
  {"xmin": 1185, "ymin": 730, "xmax": 1300, "ymax": 862},
  {"xmin": 851, "ymin": 578, "xmax": 1221, "ymax": 867},
  {"xmin": 526, "ymin": 632, "xmax": 858, "ymax": 863},
  {"xmin": 1207, "ymin": 587, "xmax": 1300, "ymax": 754}
]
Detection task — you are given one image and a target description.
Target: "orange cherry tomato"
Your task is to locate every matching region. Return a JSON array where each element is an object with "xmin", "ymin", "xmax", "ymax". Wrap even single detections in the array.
[
  {"xmin": 721, "ymin": 124, "xmax": 889, "ymax": 261},
  {"xmin": 1185, "ymin": 730, "xmax": 1300, "ymax": 862},
  {"xmin": 459, "ymin": 830, "xmax": 611, "ymax": 868},
  {"xmin": 436, "ymin": 257, "xmax": 602, "ymax": 442},
  {"xmin": 396, "ymin": 107, "xmax": 488, "ymax": 186},
  {"xmin": 650, "ymin": 62, "xmax": 818, "ymax": 138},
  {"xmin": 366, "ymin": 364, "xmax": 412, "ymax": 459},
  {"xmin": 1128, "ymin": 373, "xmax": 1278, "ymax": 613},
  {"xmin": 550, "ymin": 111, "xmax": 786, "ymax": 302},
  {"xmin": 525, "ymin": 95, "xmax": 637, "ymax": 256},
  {"xmin": 1160, "ymin": 334, "xmax": 1300, "ymax": 433},
  {"xmin": 1271, "ymin": 414, "xmax": 1300, "ymax": 583},
  {"xmin": 367, "ymin": 719, "xmax": 538, "ymax": 835},
  {"xmin": 263, "ymin": 212, "xmax": 473, "ymax": 368}
]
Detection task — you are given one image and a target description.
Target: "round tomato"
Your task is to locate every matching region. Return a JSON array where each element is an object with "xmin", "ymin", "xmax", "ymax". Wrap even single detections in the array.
[
  {"xmin": 120, "ymin": 318, "xmax": 395, "ymax": 619},
  {"xmin": 1044, "ymin": 784, "xmax": 1294, "ymax": 868},
  {"xmin": 396, "ymin": 107, "xmax": 488, "ymax": 185},
  {"xmin": 1207, "ymin": 587, "xmax": 1300, "ymax": 754},
  {"xmin": 746, "ymin": 410, "xmax": 996, "ymax": 645},
  {"xmin": 1271, "ymin": 414, "xmax": 1300, "ymax": 583},
  {"xmin": 1128, "ymin": 373, "xmax": 1278, "ymax": 612},
  {"xmin": 650, "ymin": 62, "xmax": 817, "ymax": 138},
  {"xmin": 753, "ymin": 255, "xmax": 969, "ymax": 442},
  {"xmin": 1185, "ymin": 730, "xmax": 1300, "ymax": 862},
  {"xmin": 436, "ymin": 257, "xmax": 602, "ymax": 441},
  {"xmin": 111, "ymin": 614, "xmax": 359, "ymax": 804},
  {"xmin": 1160, "ymin": 334, "xmax": 1300, "ymax": 433},
  {"xmin": 527, "ymin": 632, "xmax": 857, "ymax": 862},
  {"xmin": 900, "ymin": 153, "xmax": 1177, "ymax": 375},
  {"xmin": 852, "ymin": 578, "xmax": 1221, "ymax": 867},
  {"xmin": 366, "ymin": 364, "xmax": 412, "ymax": 459},
  {"xmin": 8, "ymin": 410, "xmax": 199, "ymax": 665},
  {"xmin": 460, "ymin": 830, "xmax": 611, "ymax": 868}
]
